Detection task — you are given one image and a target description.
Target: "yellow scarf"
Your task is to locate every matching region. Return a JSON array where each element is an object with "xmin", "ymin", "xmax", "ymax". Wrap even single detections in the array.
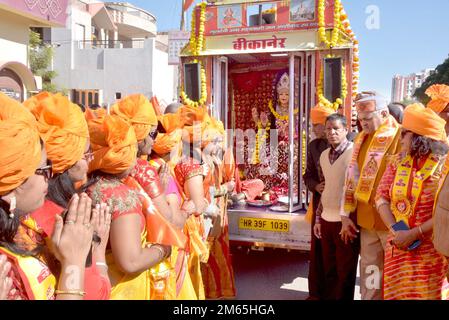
[
  {"xmin": 391, "ymin": 154, "xmax": 441, "ymax": 226},
  {"xmin": 344, "ymin": 116, "xmax": 400, "ymax": 213}
]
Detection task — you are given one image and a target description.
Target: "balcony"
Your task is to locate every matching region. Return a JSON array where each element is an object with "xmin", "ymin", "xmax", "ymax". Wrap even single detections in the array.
[
  {"xmin": 105, "ymin": 2, "xmax": 157, "ymax": 38},
  {"xmin": 76, "ymin": 39, "xmax": 145, "ymax": 49}
]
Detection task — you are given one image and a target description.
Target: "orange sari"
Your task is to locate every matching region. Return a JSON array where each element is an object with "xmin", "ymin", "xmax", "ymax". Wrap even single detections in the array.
[
  {"xmin": 200, "ymin": 157, "xmax": 236, "ymax": 299},
  {"xmin": 174, "ymin": 157, "xmax": 210, "ymax": 300}
]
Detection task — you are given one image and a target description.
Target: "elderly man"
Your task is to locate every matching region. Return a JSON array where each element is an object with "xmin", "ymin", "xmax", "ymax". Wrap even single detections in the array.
[{"xmin": 340, "ymin": 92, "xmax": 401, "ymax": 300}]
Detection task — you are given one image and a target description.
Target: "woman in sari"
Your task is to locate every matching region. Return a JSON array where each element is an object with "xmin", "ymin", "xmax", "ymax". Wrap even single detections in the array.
[
  {"xmin": 86, "ymin": 113, "xmax": 172, "ymax": 300},
  {"xmin": 0, "ymin": 93, "xmax": 96, "ymax": 300},
  {"xmin": 376, "ymin": 103, "xmax": 449, "ymax": 300},
  {"xmin": 24, "ymin": 92, "xmax": 111, "ymax": 300},
  {"xmin": 110, "ymin": 94, "xmax": 189, "ymax": 299},
  {"xmin": 175, "ymin": 107, "xmax": 236, "ymax": 299},
  {"xmin": 150, "ymin": 111, "xmax": 198, "ymax": 300},
  {"xmin": 199, "ymin": 116, "xmax": 237, "ymax": 299}
]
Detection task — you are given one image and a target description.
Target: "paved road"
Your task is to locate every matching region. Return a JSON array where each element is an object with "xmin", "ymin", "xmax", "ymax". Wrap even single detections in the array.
[{"xmin": 231, "ymin": 246, "xmax": 361, "ymax": 300}]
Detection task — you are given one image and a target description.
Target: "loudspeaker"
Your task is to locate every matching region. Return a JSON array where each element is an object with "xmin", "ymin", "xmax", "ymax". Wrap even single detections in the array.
[
  {"xmin": 324, "ymin": 58, "xmax": 342, "ymax": 103},
  {"xmin": 184, "ymin": 63, "xmax": 201, "ymax": 102}
]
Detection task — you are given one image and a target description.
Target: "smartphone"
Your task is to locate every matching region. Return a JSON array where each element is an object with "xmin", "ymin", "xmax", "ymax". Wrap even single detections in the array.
[{"xmin": 391, "ymin": 220, "xmax": 422, "ymax": 251}]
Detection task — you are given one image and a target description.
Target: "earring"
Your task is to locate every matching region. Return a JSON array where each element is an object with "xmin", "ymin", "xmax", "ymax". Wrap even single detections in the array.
[{"xmin": 9, "ymin": 196, "xmax": 16, "ymax": 219}]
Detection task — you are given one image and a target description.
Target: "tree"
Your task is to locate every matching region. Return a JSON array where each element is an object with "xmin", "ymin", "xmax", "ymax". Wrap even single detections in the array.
[
  {"xmin": 414, "ymin": 55, "xmax": 449, "ymax": 104},
  {"xmin": 29, "ymin": 29, "xmax": 60, "ymax": 93}
]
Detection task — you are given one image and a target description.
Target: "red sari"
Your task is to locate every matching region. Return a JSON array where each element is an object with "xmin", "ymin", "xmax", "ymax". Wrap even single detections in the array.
[{"xmin": 377, "ymin": 158, "xmax": 449, "ymax": 300}]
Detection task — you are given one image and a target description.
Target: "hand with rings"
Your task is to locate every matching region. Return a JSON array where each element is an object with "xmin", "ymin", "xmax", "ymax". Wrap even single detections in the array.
[
  {"xmin": 49, "ymin": 193, "xmax": 98, "ymax": 265},
  {"xmin": 92, "ymin": 202, "xmax": 111, "ymax": 255}
]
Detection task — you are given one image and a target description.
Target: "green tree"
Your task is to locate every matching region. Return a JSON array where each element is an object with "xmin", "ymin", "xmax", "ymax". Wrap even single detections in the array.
[
  {"xmin": 29, "ymin": 29, "xmax": 60, "ymax": 93},
  {"xmin": 414, "ymin": 55, "xmax": 449, "ymax": 104}
]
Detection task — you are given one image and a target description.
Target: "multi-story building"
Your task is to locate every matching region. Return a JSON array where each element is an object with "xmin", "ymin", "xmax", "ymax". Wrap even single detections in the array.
[
  {"xmin": 42, "ymin": 0, "xmax": 176, "ymax": 107},
  {"xmin": 391, "ymin": 68, "xmax": 435, "ymax": 102},
  {"xmin": 0, "ymin": 0, "xmax": 69, "ymax": 101}
]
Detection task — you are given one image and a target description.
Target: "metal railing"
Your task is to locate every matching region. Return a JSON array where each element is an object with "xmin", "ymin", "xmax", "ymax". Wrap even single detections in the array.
[
  {"xmin": 105, "ymin": 3, "xmax": 156, "ymax": 23},
  {"xmin": 76, "ymin": 40, "xmax": 145, "ymax": 49}
]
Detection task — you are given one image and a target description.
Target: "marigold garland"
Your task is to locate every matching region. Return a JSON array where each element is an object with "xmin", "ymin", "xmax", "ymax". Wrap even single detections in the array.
[
  {"xmin": 253, "ymin": 121, "xmax": 271, "ymax": 164},
  {"xmin": 268, "ymin": 100, "xmax": 298, "ymax": 121},
  {"xmin": 181, "ymin": 2, "xmax": 208, "ymax": 108}
]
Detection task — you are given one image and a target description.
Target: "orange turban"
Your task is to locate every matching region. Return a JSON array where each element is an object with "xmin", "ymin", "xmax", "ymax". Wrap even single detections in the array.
[
  {"xmin": 153, "ymin": 129, "xmax": 183, "ymax": 155},
  {"xmin": 202, "ymin": 115, "xmax": 225, "ymax": 147},
  {"xmin": 310, "ymin": 104, "xmax": 335, "ymax": 125},
  {"xmin": 402, "ymin": 103, "xmax": 447, "ymax": 142},
  {"xmin": 158, "ymin": 112, "xmax": 184, "ymax": 134},
  {"xmin": 110, "ymin": 94, "xmax": 157, "ymax": 141},
  {"xmin": 85, "ymin": 107, "xmax": 107, "ymax": 120},
  {"xmin": 87, "ymin": 115, "xmax": 137, "ymax": 174},
  {"xmin": 24, "ymin": 92, "xmax": 89, "ymax": 174},
  {"xmin": 0, "ymin": 93, "xmax": 41, "ymax": 195},
  {"xmin": 425, "ymin": 84, "xmax": 449, "ymax": 113},
  {"xmin": 179, "ymin": 105, "xmax": 208, "ymax": 144}
]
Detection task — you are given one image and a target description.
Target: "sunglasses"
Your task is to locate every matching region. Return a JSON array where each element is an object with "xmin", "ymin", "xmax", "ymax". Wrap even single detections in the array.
[
  {"xmin": 35, "ymin": 159, "xmax": 53, "ymax": 180},
  {"xmin": 149, "ymin": 130, "xmax": 159, "ymax": 140},
  {"xmin": 83, "ymin": 148, "xmax": 94, "ymax": 162}
]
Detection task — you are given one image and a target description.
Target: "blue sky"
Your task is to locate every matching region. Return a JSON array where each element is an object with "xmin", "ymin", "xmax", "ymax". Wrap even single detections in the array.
[{"xmin": 133, "ymin": 0, "xmax": 449, "ymax": 99}]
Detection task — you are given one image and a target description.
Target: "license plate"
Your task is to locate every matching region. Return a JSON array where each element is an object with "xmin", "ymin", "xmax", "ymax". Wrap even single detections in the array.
[{"xmin": 239, "ymin": 217, "xmax": 290, "ymax": 232}]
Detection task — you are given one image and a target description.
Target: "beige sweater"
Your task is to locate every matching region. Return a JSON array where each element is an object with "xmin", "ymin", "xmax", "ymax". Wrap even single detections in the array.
[{"xmin": 319, "ymin": 143, "xmax": 353, "ymax": 222}]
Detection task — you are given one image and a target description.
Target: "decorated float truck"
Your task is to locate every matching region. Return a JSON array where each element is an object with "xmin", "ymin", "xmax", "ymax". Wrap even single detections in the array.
[{"xmin": 180, "ymin": 0, "xmax": 359, "ymax": 251}]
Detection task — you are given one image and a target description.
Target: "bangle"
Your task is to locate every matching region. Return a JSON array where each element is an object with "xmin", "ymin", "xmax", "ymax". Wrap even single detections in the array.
[
  {"xmin": 96, "ymin": 262, "xmax": 108, "ymax": 269},
  {"xmin": 148, "ymin": 244, "xmax": 167, "ymax": 260},
  {"xmin": 55, "ymin": 290, "xmax": 86, "ymax": 297},
  {"xmin": 418, "ymin": 225, "xmax": 425, "ymax": 239}
]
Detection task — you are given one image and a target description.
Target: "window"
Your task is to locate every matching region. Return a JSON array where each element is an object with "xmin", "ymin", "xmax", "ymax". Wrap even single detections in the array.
[{"xmin": 72, "ymin": 89, "xmax": 99, "ymax": 107}]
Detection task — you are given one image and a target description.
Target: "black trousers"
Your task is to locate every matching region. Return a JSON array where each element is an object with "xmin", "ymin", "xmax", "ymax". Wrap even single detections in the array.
[
  {"xmin": 320, "ymin": 219, "xmax": 360, "ymax": 300},
  {"xmin": 307, "ymin": 210, "xmax": 326, "ymax": 299}
]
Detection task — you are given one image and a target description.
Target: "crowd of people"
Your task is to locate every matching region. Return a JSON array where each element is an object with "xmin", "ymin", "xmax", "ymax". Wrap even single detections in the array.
[
  {"xmin": 0, "ymin": 92, "xmax": 236, "ymax": 300},
  {"xmin": 305, "ymin": 85, "xmax": 449, "ymax": 300},
  {"xmin": 1, "ymin": 83, "xmax": 449, "ymax": 300}
]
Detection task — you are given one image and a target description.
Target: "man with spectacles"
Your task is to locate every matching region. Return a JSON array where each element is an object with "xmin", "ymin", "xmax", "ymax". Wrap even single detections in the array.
[{"xmin": 341, "ymin": 91, "xmax": 401, "ymax": 300}]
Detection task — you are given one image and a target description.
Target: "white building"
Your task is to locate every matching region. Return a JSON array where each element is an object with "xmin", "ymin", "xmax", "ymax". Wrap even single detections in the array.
[
  {"xmin": 391, "ymin": 68, "xmax": 435, "ymax": 102},
  {"xmin": 42, "ymin": 0, "xmax": 176, "ymax": 106},
  {"xmin": 0, "ymin": 0, "xmax": 69, "ymax": 101}
]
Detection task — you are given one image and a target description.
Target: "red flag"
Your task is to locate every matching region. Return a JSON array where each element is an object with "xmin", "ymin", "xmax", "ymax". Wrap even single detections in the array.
[{"xmin": 183, "ymin": 0, "xmax": 195, "ymax": 12}]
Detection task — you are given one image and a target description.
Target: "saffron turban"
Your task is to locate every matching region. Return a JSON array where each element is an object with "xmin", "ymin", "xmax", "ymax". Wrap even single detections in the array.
[
  {"xmin": 153, "ymin": 129, "xmax": 183, "ymax": 156},
  {"xmin": 24, "ymin": 92, "xmax": 89, "ymax": 174},
  {"xmin": 402, "ymin": 103, "xmax": 447, "ymax": 142},
  {"xmin": 202, "ymin": 115, "xmax": 225, "ymax": 148},
  {"xmin": 179, "ymin": 105, "xmax": 207, "ymax": 143},
  {"xmin": 158, "ymin": 112, "xmax": 184, "ymax": 134},
  {"xmin": 310, "ymin": 103, "xmax": 335, "ymax": 125},
  {"xmin": 110, "ymin": 94, "xmax": 157, "ymax": 141},
  {"xmin": 425, "ymin": 84, "xmax": 449, "ymax": 114},
  {"xmin": 87, "ymin": 115, "xmax": 137, "ymax": 174},
  {"xmin": 0, "ymin": 93, "xmax": 41, "ymax": 195}
]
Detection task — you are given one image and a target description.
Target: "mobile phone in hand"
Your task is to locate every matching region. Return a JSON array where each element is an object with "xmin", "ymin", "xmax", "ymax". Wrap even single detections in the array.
[{"xmin": 391, "ymin": 220, "xmax": 422, "ymax": 251}]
